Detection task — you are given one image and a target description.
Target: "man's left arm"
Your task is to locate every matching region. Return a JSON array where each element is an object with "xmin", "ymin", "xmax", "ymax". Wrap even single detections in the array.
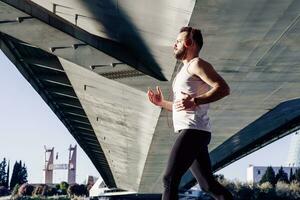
[{"xmin": 191, "ymin": 59, "xmax": 230, "ymax": 105}]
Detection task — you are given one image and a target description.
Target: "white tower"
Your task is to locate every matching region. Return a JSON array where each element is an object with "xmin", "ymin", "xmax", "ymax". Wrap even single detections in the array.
[
  {"xmin": 44, "ymin": 146, "xmax": 54, "ymax": 184},
  {"xmin": 68, "ymin": 145, "xmax": 77, "ymax": 184},
  {"xmin": 286, "ymin": 130, "xmax": 300, "ymax": 167}
]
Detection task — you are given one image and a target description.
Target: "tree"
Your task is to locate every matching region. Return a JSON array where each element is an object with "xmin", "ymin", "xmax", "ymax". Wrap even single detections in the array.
[
  {"xmin": 214, "ymin": 174, "xmax": 225, "ymax": 181},
  {"xmin": 0, "ymin": 186, "xmax": 9, "ymax": 197},
  {"xmin": 60, "ymin": 181, "xmax": 69, "ymax": 195},
  {"xmin": 295, "ymin": 168, "xmax": 300, "ymax": 182},
  {"xmin": 18, "ymin": 161, "xmax": 27, "ymax": 185},
  {"xmin": 10, "ymin": 161, "xmax": 20, "ymax": 189},
  {"xmin": 0, "ymin": 158, "xmax": 7, "ymax": 187},
  {"xmin": 5, "ymin": 160, "xmax": 9, "ymax": 188},
  {"xmin": 10, "ymin": 161, "xmax": 27, "ymax": 189},
  {"xmin": 260, "ymin": 166, "xmax": 276, "ymax": 186},
  {"xmin": 68, "ymin": 184, "xmax": 88, "ymax": 197},
  {"xmin": 11, "ymin": 184, "xmax": 19, "ymax": 197},
  {"xmin": 275, "ymin": 166, "xmax": 289, "ymax": 183},
  {"xmin": 289, "ymin": 168, "xmax": 296, "ymax": 183},
  {"xmin": 18, "ymin": 183, "xmax": 34, "ymax": 196}
]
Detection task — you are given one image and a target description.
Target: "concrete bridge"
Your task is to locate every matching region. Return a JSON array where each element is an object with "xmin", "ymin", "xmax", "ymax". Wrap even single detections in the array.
[{"xmin": 1, "ymin": 0, "xmax": 300, "ymax": 194}]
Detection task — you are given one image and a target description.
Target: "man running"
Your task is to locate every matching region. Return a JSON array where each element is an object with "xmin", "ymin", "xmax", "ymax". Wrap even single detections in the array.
[{"xmin": 147, "ymin": 27, "xmax": 233, "ymax": 200}]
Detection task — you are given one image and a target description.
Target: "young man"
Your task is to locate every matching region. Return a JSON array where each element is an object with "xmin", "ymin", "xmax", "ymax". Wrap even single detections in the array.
[{"xmin": 147, "ymin": 27, "xmax": 233, "ymax": 200}]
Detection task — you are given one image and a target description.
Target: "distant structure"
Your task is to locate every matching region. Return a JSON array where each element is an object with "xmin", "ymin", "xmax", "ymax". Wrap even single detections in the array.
[
  {"xmin": 68, "ymin": 145, "xmax": 77, "ymax": 184},
  {"xmin": 44, "ymin": 147, "xmax": 54, "ymax": 184},
  {"xmin": 286, "ymin": 130, "xmax": 300, "ymax": 167},
  {"xmin": 44, "ymin": 145, "xmax": 77, "ymax": 184},
  {"xmin": 247, "ymin": 165, "xmax": 297, "ymax": 184},
  {"xmin": 179, "ymin": 185, "xmax": 212, "ymax": 199},
  {"xmin": 85, "ymin": 175, "xmax": 98, "ymax": 186}
]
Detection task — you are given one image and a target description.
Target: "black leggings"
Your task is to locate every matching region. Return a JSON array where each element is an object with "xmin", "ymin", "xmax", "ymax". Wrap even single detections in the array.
[{"xmin": 162, "ymin": 129, "xmax": 233, "ymax": 200}]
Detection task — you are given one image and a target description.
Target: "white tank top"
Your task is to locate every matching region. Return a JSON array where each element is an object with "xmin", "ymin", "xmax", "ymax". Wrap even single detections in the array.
[{"xmin": 172, "ymin": 58, "xmax": 211, "ymax": 133}]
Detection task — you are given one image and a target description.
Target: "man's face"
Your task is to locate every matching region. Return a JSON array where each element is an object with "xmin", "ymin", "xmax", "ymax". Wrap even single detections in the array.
[{"xmin": 173, "ymin": 32, "xmax": 188, "ymax": 60}]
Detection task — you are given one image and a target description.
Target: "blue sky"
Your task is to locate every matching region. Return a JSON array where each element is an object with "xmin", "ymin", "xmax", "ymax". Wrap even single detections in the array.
[{"xmin": 0, "ymin": 50, "xmax": 293, "ymax": 184}]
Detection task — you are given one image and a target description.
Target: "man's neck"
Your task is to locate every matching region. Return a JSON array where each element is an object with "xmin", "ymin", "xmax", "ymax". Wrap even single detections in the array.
[{"xmin": 182, "ymin": 53, "xmax": 198, "ymax": 65}]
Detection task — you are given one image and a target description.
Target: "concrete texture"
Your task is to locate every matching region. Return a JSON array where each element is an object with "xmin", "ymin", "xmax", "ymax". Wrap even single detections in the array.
[{"xmin": 1, "ymin": 0, "xmax": 300, "ymax": 193}]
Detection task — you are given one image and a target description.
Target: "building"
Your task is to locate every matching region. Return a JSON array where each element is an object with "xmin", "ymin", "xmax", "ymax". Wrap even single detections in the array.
[
  {"xmin": 179, "ymin": 185, "xmax": 211, "ymax": 200},
  {"xmin": 286, "ymin": 131, "xmax": 300, "ymax": 167},
  {"xmin": 247, "ymin": 165, "xmax": 297, "ymax": 184}
]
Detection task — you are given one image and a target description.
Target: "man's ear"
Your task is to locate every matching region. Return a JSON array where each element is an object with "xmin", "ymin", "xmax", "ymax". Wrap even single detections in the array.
[{"xmin": 184, "ymin": 39, "xmax": 193, "ymax": 47}]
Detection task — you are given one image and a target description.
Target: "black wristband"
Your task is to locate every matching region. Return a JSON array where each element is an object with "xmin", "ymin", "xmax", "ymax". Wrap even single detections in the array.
[{"xmin": 194, "ymin": 97, "xmax": 199, "ymax": 106}]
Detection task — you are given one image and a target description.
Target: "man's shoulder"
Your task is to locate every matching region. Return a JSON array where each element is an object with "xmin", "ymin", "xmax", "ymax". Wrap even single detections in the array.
[{"xmin": 190, "ymin": 57, "xmax": 212, "ymax": 72}]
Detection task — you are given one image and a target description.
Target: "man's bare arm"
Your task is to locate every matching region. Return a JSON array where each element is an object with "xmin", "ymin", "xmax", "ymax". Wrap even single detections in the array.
[
  {"xmin": 161, "ymin": 100, "xmax": 173, "ymax": 111},
  {"xmin": 190, "ymin": 59, "xmax": 230, "ymax": 105},
  {"xmin": 147, "ymin": 86, "xmax": 173, "ymax": 112}
]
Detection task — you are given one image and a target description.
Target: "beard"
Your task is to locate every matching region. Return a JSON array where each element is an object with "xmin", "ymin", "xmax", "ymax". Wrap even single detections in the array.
[{"xmin": 174, "ymin": 46, "xmax": 187, "ymax": 60}]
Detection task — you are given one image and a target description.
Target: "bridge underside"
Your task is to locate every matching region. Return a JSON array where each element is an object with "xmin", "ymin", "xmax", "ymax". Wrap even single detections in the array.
[{"xmin": 1, "ymin": 0, "xmax": 300, "ymax": 193}]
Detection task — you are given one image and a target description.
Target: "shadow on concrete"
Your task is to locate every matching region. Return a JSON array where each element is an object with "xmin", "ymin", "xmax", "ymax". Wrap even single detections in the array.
[
  {"xmin": 1, "ymin": 0, "xmax": 167, "ymax": 81},
  {"xmin": 79, "ymin": 0, "xmax": 167, "ymax": 80}
]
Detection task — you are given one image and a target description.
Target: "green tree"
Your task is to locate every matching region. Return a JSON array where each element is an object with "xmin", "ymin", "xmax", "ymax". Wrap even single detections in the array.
[
  {"xmin": 11, "ymin": 184, "xmax": 19, "ymax": 197},
  {"xmin": 10, "ymin": 161, "xmax": 27, "ymax": 189},
  {"xmin": 0, "ymin": 186, "xmax": 9, "ymax": 197},
  {"xmin": 275, "ymin": 166, "xmax": 289, "ymax": 183},
  {"xmin": 10, "ymin": 161, "xmax": 20, "ymax": 189},
  {"xmin": 55, "ymin": 183, "xmax": 60, "ymax": 190},
  {"xmin": 289, "ymin": 168, "xmax": 296, "ymax": 183},
  {"xmin": 5, "ymin": 160, "xmax": 9, "ymax": 188},
  {"xmin": 295, "ymin": 168, "xmax": 300, "ymax": 182},
  {"xmin": 0, "ymin": 158, "xmax": 7, "ymax": 187},
  {"xmin": 60, "ymin": 181, "xmax": 69, "ymax": 195},
  {"xmin": 68, "ymin": 184, "xmax": 88, "ymax": 197},
  {"xmin": 18, "ymin": 183, "xmax": 34, "ymax": 196},
  {"xmin": 18, "ymin": 161, "xmax": 27, "ymax": 184},
  {"xmin": 260, "ymin": 166, "xmax": 276, "ymax": 186}
]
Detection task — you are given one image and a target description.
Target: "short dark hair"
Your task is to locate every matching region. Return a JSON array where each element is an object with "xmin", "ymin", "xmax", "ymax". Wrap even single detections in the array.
[{"xmin": 180, "ymin": 26, "xmax": 203, "ymax": 51}]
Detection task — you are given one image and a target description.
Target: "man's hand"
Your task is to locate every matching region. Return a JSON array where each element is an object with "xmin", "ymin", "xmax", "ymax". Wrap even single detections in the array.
[
  {"xmin": 147, "ymin": 86, "xmax": 164, "ymax": 107},
  {"xmin": 174, "ymin": 92, "xmax": 196, "ymax": 111}
]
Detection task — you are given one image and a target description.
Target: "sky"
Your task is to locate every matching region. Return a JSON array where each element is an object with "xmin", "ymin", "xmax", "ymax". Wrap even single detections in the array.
[{"xmin": 0, "ymin": 49, "xmax": 294, "ymax": 185}]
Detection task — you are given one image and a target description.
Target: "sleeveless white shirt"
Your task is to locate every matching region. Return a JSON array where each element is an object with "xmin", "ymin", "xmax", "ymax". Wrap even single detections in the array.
[{"xmin": 172, "ymin": 58, "xmax": 211, "ymax": 133}]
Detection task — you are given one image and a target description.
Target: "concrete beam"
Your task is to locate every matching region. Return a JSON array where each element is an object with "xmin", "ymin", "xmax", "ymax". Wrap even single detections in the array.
[
  {"xmin": 38, "ymin": 74, "xmax": 72, "ymax": 87},
  {"xmin": 56, "ymin": 101, "xmax": 82, "ymax": 109},
  {"xmin": 74, "ymin": 126, "xmax": 94, "ymax": 134},
  {"xmin": 0, "ymin": 0, "xmax": 168, "ymax": 81},
  {"xmin": 46, "ymin": 85, "xmax": 78, "ymax": 99},
  {"xmin": 67, "ymin": 121, "xmax": 93, "ymax": 130},
  {"xmin": 86, "ymin": 141, "xmax": 102, "ymax": 148},
  {"xmin": 80, "ymin": 135, "xmax": 98, "ymax": 143},
  {"xmin": 68, "ymin": 118, "xmax": 90, "ymax": 125},
  {"xmin": 59, "ymin": 106, "xmax": 86, "ymax": 117},
  {"xmin": 65, "ymin": 114, "xmax": 89, "ymax": 122},
  {"xmin": 22, "ymin": 57, "xmax": 64, "ymax": 72},
  {"xmin": 63, "ymin": 111, "xmax": 87, "ymax": 119}
]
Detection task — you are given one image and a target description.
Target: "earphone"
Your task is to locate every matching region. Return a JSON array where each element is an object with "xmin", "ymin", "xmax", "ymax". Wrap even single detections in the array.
[
  {"xmin": 184, "ymin": 39, "xmax": 193, "ymax": 47},
  {"xmin": 184, "ymin": 29, "xmax": 194, "ymax": 47}
]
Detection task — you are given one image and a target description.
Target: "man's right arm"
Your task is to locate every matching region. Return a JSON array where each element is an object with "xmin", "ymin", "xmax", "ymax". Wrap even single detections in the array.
[
  {"xmin": 161, "ymin": 100, "xmax": 173, "ymax": 112},
  {"xmin": 147, "ymin": 86, "xmax": 173, "ymax": 112}
]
